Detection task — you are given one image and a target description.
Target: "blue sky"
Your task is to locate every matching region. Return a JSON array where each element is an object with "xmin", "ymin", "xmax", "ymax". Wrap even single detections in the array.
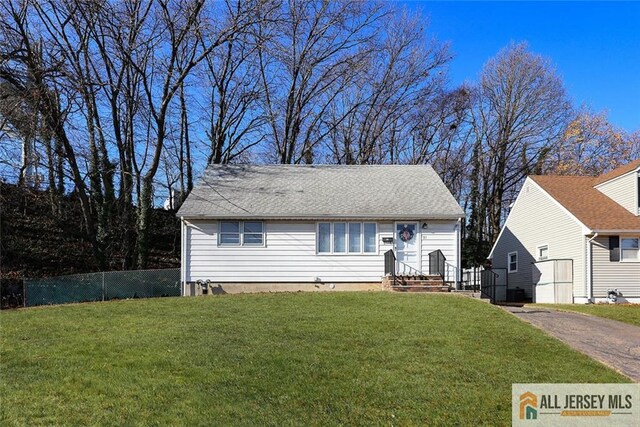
[{"xmin": 402, "ymin": 1, "xmax": 640, "ymax": 133}]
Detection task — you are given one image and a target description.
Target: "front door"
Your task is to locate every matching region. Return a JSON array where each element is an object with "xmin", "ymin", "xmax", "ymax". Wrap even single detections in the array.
[{"xmin": 395, "ymin": 222, "xmax": 420, "ymax": 272}]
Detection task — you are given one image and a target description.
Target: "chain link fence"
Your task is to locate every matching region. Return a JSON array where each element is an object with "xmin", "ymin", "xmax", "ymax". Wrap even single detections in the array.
[{"xmin": 24, "ymin": 268, "xmax": 181, "ymax": 307}]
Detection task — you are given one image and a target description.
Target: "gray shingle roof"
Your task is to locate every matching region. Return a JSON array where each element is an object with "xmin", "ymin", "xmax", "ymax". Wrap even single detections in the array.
[{"xmin": 177, "ymin": 164, "xmax": 465, "ymax": 220}]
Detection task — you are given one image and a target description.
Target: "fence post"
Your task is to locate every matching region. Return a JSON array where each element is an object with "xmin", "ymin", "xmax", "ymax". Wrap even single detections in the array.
[
  {"xmin": 23, "ymin": 278, "xmax": 26, "ymax": 307},
  {"xmin": 102, "ymin": 272, "xmax": 105, "ymax": 301},
  {"xmin": 492, "ymin": 274, "xmax": 496, "ymax": 304}
]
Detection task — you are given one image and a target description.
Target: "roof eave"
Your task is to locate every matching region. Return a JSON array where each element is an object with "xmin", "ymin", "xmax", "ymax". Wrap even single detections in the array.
[
  {"xmin": 593, "ymin": 163, "xmax": 640, "ymax": 187},
  {"xmin": 179, "ymin": 213, "xmax": 465, "ymax": 221},
  {"xmin": 588, "ymin": 229, "xmax": 640, "ymax": 234}
]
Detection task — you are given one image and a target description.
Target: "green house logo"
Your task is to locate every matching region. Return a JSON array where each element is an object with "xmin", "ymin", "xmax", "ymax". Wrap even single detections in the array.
[{"xmin": 520, "ymin": 391, "xmax": 538, "ymax": 420}]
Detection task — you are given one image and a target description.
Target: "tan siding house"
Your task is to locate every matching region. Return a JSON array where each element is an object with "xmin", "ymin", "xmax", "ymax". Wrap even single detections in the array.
[
  {"xmin": 595, "ymin": 173, "xmax": 638, "ymax": 215},
  {"xmin": 489, "ymin": 179, "xmax": 586, "ymax": 299},
  {"xmin": 489, "ymin": 160, "xmax": 640, "ymax": 304}
]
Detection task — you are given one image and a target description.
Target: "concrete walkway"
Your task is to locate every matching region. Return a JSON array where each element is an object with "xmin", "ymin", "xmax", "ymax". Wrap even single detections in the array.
[{"xmin": 501, "ymin": 305, "xmax": 640, "ymax": 382}]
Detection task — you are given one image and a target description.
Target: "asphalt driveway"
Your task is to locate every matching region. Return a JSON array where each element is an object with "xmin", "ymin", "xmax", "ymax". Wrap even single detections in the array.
[{"xmin": 502, "ymin": 305, "xmax": 640, "ymax": 382}]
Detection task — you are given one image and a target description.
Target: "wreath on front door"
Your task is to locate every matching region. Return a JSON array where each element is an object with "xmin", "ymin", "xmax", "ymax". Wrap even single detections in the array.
[{"xmin": 398, "ymin": 226, "xmax": 414, "ymax": 242}]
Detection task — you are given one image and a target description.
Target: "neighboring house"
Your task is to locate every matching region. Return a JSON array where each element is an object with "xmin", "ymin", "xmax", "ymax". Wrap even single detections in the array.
[
  {"xmin": 177, "ymin": 164, "xmax": 465, "ymax": 295},
  {"xmin": 489, "ymin": 160, "xmax": 640, "ymax": 304}
]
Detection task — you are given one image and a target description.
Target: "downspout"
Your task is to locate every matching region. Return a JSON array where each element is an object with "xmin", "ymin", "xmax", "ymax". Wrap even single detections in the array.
[
  {"xmin": 456, "ymin": 218, "xmax": 462, "ymax": 289},
  {"xmin": 586, "ymin": 232, "xmax": 598, "ymax": 303},
  {"xmin": 181, "ymin": 217, "xmax": 186, "ymax": 296}
]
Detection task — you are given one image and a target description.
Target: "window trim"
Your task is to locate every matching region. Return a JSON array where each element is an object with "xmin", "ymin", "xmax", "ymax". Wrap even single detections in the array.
[
  {"xmin": 620, "ymin": 237, "xmax": 640, "ymax": 263},
  {"xmin": 536, "ymin": 244, "xmax": 549, "ymax": 261},
  {"xmin": 316, "ymin": 222, "xmax": 378, "ymax": 255},
  {"xmin": 636, "ymin": 173, "xmax": 639, "ymax": 215},
  {"xmin": 218, "ymin": 220, "xmax": 265, "ymax": 247},
  {"xmin": 508, "ymin": 251, "xmax": 518, "ymax": 273}
]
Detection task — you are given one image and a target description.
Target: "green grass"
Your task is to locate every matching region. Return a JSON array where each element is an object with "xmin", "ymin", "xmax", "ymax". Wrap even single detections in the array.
[
  {"xmin": 535, "ymin": 303, "xmax": 640, "ymax": 327},
  {"xmin": 1, "ymin": 293, "xmax": 629, "ymax": 426}
]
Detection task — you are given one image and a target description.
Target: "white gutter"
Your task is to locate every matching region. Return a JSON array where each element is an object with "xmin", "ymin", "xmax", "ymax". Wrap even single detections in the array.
[
  {"xmin": 455, "ymin": 218, "xmax": 462, "ymax": 288},
  {"xmin": 586, "ymin": 232, "xmax": 599, "ymax": 303}
]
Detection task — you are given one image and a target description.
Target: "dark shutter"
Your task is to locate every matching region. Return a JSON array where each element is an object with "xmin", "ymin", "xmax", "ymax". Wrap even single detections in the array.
[{"xmin": 609, "ymin": 236, "xmax": 620, "ymax": 262}]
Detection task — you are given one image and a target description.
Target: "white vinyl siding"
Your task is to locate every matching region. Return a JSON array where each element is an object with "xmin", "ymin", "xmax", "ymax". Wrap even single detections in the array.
[
  {"xmin": 184, "ymin": 219, "xmax": 459, "ymax": 283},
  {"xmin": 419, "ymin": 221, "xmax": 459, "ymax": 274},
  {"xmin": 595, "ymin": 171, "xmax": 638, "ymax": 215},
  {"xmin": 490, "ymin": 179, "xmax": 585, "ymax": 299},
  {"xmin": 591, "ymin": 236, "xmax": 640, "ymax": 298}
]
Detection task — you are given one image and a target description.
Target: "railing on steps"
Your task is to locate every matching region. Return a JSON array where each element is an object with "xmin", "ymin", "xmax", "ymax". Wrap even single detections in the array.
[
  {"xmin": 384, "ymin": 250, "xmax": 397, "ymax": 286},
  {"xmin": 443, "ymin": 261, "xmax": 459, "ymax": 285},
  {"xmin": 480, "ymin": 269, "xmax": 501, "ymax": 304},
  {"xmin": 384, "ymin": 250, "xmax": 425, "ymax": 286},
  {"xmin": 396, "ymin": 260, "xmax": 423, "ymax": 276},
  {"xmin": 428, "ymin": 250, "xmax": 460, "ymax": 287},
  {"xmin": 385, "ymin": 249, "xmax": 460, "ymax": 289}
]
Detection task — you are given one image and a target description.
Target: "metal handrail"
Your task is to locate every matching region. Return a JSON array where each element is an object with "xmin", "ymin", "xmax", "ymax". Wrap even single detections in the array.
[
  {"xmin": 384, "ymin": 249, "xmax": 425, "ymax": 286},
  {"xmin": 384, "ymin": 250, "xmax": 398, "ymax": 286},
  {"xmin": 396, "ymin": 260, "xmax": 423, "ymax": 276},
  {"xmin": 443, "ymin": 261, "xmax": 459, "ymax": 284},
  {"xmin": 479, "ymin": 269, "xmax": 500, "ymax": 302}
]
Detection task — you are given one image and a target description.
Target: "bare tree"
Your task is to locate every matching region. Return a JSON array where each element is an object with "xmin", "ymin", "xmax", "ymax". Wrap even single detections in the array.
[
  {"xmin": 201, "ymin": 2, "xmax": 269, "ymax": 166},
  {"xmin": 0, "ymin": 0, "xmax": 107, "ymax": 265},
  {"xmin": 255, "ymin": 0, "xmax": 387, "ymax": 164},
  {"xmin": 412, "ymin": 86, "xmax": 473, "ymax": 200},
  {"xmin": 323, "ymin": 10, "xmax": 451, "ymax": 165},
  {"xmin": 122, "ymin": 0, "xmax": 264, "ymax": 267},
  {"xmin": 465, "ymin": 42, "xmax": 571, "ymax": 263}
]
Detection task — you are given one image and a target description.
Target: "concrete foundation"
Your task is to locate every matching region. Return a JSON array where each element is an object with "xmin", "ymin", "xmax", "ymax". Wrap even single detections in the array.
[{"xmin": 185, "ymin": 281, "xmax": 382, "ymax": 296}]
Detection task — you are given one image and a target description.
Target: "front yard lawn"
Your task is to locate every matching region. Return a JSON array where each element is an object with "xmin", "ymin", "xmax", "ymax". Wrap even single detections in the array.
[
  {"xmin": 1, "ymin": 293, "xmax": 629, "ymax": 426},
  {"xmin": 535, "ymin": 303, "xmax": 640, "ymax": 327}
]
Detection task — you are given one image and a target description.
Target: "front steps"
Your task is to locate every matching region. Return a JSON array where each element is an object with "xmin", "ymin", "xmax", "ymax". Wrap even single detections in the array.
[{"xmin": 382, "ymin": 275, "xmax": 451, "ymax": 292}]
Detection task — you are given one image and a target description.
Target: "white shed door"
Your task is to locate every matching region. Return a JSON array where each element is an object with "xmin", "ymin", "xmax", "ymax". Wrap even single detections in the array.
[{"xmin": 395, "ymin": 223, "xmax": 420, "ymax": 272}]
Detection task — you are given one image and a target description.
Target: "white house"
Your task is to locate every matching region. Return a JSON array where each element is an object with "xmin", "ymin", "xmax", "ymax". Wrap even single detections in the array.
[
  {"xmin": 177, "ymin": 164, "xmax": 465, "ymax": 295},
  {"xmin": 489, "ymin": 160, "xmax": 640, "ymax": 304}
]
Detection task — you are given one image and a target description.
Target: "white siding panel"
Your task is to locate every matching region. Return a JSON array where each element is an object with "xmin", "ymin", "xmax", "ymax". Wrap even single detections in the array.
[
  {"xmin": 185, "ymin": 219, "xmax": 457, "ymax": 282},
  {"xmin": 420, "ymin": 221, "xmax": 458, "ymax": 273},
  {"xmin": 595, "ymin": 172, "xmax": 638, "ymax": 215},
  {"xmin": 591, "ymin": 236, "xmax": 640, "ymax": 298},
  {"xmin": 490, "ymin": 179, "xmax": 586, "ymax": 299}
]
